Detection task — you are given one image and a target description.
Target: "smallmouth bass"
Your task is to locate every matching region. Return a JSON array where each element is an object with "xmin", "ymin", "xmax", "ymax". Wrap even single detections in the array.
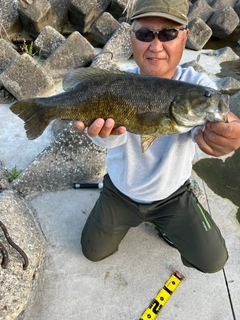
[{"xmin": 10, "ymin": 68, "xmax": 229, "ymax": 152}]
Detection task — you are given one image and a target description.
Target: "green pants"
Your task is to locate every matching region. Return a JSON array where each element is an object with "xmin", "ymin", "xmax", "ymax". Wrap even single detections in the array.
[{"xmin": 81, "ymin": 174, "xmax": 228, "ymax": 273}]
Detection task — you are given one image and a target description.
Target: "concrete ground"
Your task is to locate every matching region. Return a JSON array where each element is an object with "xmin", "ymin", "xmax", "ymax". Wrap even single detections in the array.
[
  {"xmin": 22, "ymin": 183, "xmax": 240, "ymax": 320},
  {"xmin": 1, "ymin": 49, "xmax": 240, "ymax": 320}
]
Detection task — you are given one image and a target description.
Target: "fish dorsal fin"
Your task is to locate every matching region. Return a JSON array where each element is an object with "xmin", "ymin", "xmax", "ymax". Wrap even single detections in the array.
[
  {"xmin": 62, "ymin": 67, "xmax": 125, "ymax": 91},
  {"xmin": 141, "ymin": 135, "xmax": 158, "ymax": 152}
]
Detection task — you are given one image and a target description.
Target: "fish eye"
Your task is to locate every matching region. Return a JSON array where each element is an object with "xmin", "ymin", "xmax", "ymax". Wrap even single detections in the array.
[{"xmin": 204, "ymin": 91, "xmax": 212, "ymax": 98}]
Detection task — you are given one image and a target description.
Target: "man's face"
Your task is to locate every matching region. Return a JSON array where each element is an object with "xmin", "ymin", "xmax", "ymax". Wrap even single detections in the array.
[{"xmin": 130, "ymin": 17, "xmax": 189, "ymax": 79}]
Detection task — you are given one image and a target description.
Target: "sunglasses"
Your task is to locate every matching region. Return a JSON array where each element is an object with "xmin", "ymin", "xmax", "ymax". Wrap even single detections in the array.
[{"xmin": 132, "ymin": 27, "xmax": 188, "ymax": 42}]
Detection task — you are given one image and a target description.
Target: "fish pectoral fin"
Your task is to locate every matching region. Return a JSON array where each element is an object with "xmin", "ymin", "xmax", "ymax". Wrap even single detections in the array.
[
  {"xmin": 141, "ymin": 135, "xmax": 158, "ymax": 152},
  {"xmin": 138, "ymin": 111, "xmax": 169, "ymax": 123}
]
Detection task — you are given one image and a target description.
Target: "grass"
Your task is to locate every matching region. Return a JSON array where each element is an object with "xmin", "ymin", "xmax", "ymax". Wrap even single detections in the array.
[{"xmin": 0, "ymin": 166, "xmax": 22, "ymax": 193}]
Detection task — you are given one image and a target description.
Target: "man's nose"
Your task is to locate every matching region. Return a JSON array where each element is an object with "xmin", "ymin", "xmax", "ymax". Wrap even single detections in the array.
[{"xmin": 149, "ymin": 34, "xmax": 164, "ymax": 50}]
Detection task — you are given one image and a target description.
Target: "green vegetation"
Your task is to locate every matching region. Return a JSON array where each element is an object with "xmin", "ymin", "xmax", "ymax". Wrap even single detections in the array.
[
  {"xmin": 4, "ymin": 166, "xmax": 22, "ymax": 182},
  {"xmin": 20, "ymin": 39, "xmax": 34, "ymax": 56},
  {"xmin": 0, "ymin": 167, "xmax": 22, "ymax": 193}
]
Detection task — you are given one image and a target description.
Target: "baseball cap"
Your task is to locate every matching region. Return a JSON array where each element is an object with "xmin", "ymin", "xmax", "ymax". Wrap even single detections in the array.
[{"xmin": 131, "ymin": 0, "xmax": 189, "ymax": 25}]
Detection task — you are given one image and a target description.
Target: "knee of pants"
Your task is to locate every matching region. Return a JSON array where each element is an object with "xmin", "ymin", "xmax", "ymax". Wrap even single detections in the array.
[
  {"xmin": 181, "ymin": 251, "xmax": 229, "ymax": 274},
  {"xmin": 80, "ymin": 238, "xmax": 117, "ymax": 262},
  {"xmin": 81, "ymin": 242, "xmax": 103, "ymax": 262},
  {"xmin": 81, "ymin": 238, "xmax": 101, "ymax": 262},
  {"xmin": 81, "ymin": 247, "xmax": 103, "ymax": 262}
]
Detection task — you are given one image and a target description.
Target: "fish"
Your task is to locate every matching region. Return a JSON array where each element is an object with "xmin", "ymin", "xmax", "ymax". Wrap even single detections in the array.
[{"xmin": 10, "ymin": 67, "xmax": 229, "ymax": 152}]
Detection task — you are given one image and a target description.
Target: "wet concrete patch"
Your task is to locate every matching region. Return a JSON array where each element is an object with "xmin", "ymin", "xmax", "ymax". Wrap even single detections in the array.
[
  {"xmin": 218, "ymin": 59, "xmax": 240, "ymax": 83},
  {"xmin": 193, "ymin": 149, "xmax": 240, "ymax": 223}
]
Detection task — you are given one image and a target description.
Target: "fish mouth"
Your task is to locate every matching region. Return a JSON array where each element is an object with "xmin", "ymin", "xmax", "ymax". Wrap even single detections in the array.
[
  {"xmin": 219, "ymin": 94, "xmax": 229, "ymax": 111},
  {"xmin": 218, "ymin": 94, "xmax": 229, "ymax": 122},
  {"xmin": 207, "ymin": 94, "xmax": 229, "ymax": 122}
]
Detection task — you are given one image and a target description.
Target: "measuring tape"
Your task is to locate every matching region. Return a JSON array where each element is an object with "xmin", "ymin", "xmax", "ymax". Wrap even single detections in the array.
[{"xmin": 139, "ymin": 269, "xmax": 185, "ymax": 320}]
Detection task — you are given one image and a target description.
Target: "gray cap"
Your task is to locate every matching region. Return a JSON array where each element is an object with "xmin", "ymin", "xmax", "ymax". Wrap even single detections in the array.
[{"xmin": 131, "ymin": 0, "xmax": 189, "ymax": 25}]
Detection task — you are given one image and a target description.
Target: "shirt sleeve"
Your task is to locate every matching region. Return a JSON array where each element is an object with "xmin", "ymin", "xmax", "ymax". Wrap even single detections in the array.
[
  {"xmin": 89, "ymin": 131, "xmax": 128, "ymax": 149},
  {"xmin": 174, "ymin": 66, "xmax": 218, "ymax": 89}
]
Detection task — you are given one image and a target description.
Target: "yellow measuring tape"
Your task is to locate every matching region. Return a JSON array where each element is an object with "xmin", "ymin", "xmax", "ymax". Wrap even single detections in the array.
[{"xmin": 140, "ymin": 269, "xmax": 185, "ymax": 320}]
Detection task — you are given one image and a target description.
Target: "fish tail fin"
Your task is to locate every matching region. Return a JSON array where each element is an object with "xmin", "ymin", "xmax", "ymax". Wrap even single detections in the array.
[{"xmin": 10, "ymin": 99, "xmax": 50, "ymax": 140}]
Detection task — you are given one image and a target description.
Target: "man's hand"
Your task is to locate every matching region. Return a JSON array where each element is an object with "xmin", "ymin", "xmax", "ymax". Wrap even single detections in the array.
[
  {"xmin": 195, "ymin": 112, "xmax": 240, "ymax": 157},
  {"xmin": 74, "ymin": 118, "xmax": 126, "ymax": 138}
]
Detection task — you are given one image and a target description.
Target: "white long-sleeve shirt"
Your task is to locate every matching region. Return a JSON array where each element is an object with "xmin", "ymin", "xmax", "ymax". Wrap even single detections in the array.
[{"xmin": 90, "ymin": 66, "xmax": 217, "ymax": 203}]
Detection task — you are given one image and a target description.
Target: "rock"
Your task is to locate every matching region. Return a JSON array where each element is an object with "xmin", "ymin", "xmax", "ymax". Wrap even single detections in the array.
[
  {"xmin": 43, "ymin": 31, "xmax": 96, "ymax": 78},
  {"xmin": 0, "ymin": 0, "xmax": 22, "ymax": 41},
  {"xmin": 108, "ymin": 0, "xmax": 128, "ymax": 20},
  {"xmin": 0, "ymin": 39, "xmax": 20, "ymax": 74},
  {"xmin": 207, "ymin": 6, "xmax": 240, "ymax": 38},
  {"xmin": 0, "ymin": 54, "xmax": 55, "ymax": 100},
  {"xmin": 215, "ymin": 76, "xmax": 240, "ymax": 92},
  {"xmin": 101, "ymin": 22, "xmax": 132, "ymax": 61},
  {"xmin": 90, "ymin": 12, "xmax": 120, "ymax": 47},
  {"xmin": 90, "ymin": 52, "xmax": 121, "ymax": 71},
  {"xmin": 0, "ymin": 163, "xmax": 10, "ymax": 191},
  {"xmin": 235, "ymin": 0, "xmax": 240, "ymax": 16},
  {"xmin": 191, "ymin": 0, "xmax": 213, "ymax": 3},
  {"xmin": 214, "ymin": 47, "xmax": 240, "ymax": 63},
  {"xmin": 0, "ymin": 89, "xmax": 15, "ymax": 104},
  {"xmin": 12, "ymin": 124, "xmax": 106, "ymax": 196},
  {"xmin": 68, "ymin": 0, "xmax": 98, "ymax": 34},
  {"xmin": 230, "ymin": 91, "xmax": 240, "ymax": 117},
  {"xmin": 0, "ymin": 190, "xmax": 45, "ymax": 320},
  {"xmin": 34, "ymin": 26, "xmax": 66, "ymax": 58},
  {"xmin": 210, "ymin": 0, "xmax": 238, "ymax": 10},
  {"xmin": 18, "ymin": 0, "xmax": 53, "ymax": 38},
  {"xmin": 187, "ymin": 0, "xmax": 214, "ymax": 23},
  {"xmin": 181, "ymin": 56, "xmax": 212, "ymax": 76},
  {"xmin": 186, "ymin": 18, "xmax": 212, "ymax": 50},
  {"xmin": 95, "ymin": 0, "xmax": 112, "ymax": 17},
  {"xmin": 48, "ymin": 0, "xmax": 69, "ymax": 30}
]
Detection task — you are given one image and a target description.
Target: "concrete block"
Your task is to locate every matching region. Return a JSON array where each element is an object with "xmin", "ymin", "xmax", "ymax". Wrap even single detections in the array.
[
  {"xmin": 207, "ymin": 6, "xmax": 239, "ymax": 38},
  {"xmin": 12, "ymin": 124, "xmax": 106, "ymax": 196},
  {"xmin": 210, "ymin": 0, "xmax": 238, "ymax": 10},
  {"xmin": 91, "ymin": 52, "xmax": 121, "ymax": 71},
  {"xmin": 181, "ymin": 56, "xmax": 210, "ymax": 75},
  {"xmin": 18, "ymin": 0, "xmax": 53, "ymax": 37},
  {"xmin": 43, "ymin": 31, "xmax": 96, "ymax": 78},
  {"xmin": 34, "ymin": 26, "xmax": 66, "ymax": 58},
  {"xmin": 0, "ymin": 54, "xmax": 55, "ymax": 100},
  {"xmin": 108, "ymin": 0, "xmax": 128, "ymax": 20},
  {"xmin": 186, "ymin": 18, "xmax": 212, "ymax": 50},
  {"xmin": 102, "ymin": 22, "xmax": 132, "ymax": 61},
  {"xmin": 230, "ymin": 91, "xmax": 240, "ymax": 117},
  {"xmin": 235, "ymin": 0, "xmax": 240, "ymax": 16},
  {"xmin": 0, "ymin": 0, "xmax": 22, "ymax": 41},
  {"xmin": 0, "ymin": 190, "xmax": 45, "ymax": 320},
  {"xmin": 0, "ymin": 88, "xmax": 15, "ymax": 103},
  {"xmin": 216, "ymin": 76, "xmax": 240, "ymax": 92},
  {"xmin": 90, "ymin": 12, "xmax": 120, "ymax": 47},
  {"xmin": 48, "ymin": 0, "xmax": 69, "ymax": 30},
  {"xmin": 190, "ymin": 0, "xmax": 212, "ymax": 4},
  {"xmin": 96, "ymin": 0, "xmax": 112, "ymax": 17},
  {"xmin": 0, "ymin": 39, "xmax": 20, "ymax": 74},
  {"xmin": 68, "ymin": 0, "xmax": 98, "ymax": 34},
  {"xmin": 188, "ymin": 0, "xmax": 214, "ymax": 23},
  {"xmin": 214, "ymin": 46, "xmax": 240, "ymax": 63}
]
